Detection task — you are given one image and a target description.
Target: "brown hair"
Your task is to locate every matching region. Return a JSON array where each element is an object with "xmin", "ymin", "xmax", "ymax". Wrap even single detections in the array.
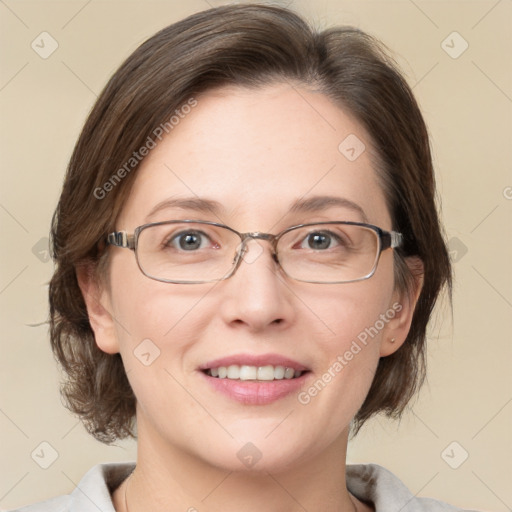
[{"xmin": 49, "ymin": 3, "xmax": 451, "ymax": 443}]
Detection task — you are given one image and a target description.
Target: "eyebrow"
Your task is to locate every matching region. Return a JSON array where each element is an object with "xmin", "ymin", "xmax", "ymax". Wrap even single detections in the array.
[
  {"xmin": 145, "ymin": 195, "xmax": 368, "ymax": 223},
  {"xmin": 146, "ymin": 197, "xmax": 224, "ymax": 221},
  {"xmin": 288, "ymin": 196, "xmax": 368, "ymax": 223}
]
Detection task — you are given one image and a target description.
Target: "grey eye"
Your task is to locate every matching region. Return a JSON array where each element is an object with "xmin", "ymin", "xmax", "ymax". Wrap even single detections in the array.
[
  {"xmin": 302, "ymin": 231, "xmax": 342, "ymax": 250},
  {"xmin": 169, "ymin": 230, "xmax": 209, "ymax": 251},
  {"xmin": 310, "ymin": 233, "xmax": 331, "ymax": 249}
]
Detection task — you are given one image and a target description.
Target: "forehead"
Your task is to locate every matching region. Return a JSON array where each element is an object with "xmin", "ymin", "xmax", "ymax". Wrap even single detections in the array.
[{"xmin": 118, "ymin": 83, "xmax": 390, "ymax": 230}]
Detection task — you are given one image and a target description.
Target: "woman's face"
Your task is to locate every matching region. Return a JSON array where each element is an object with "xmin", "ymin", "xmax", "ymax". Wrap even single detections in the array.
[{"xmin": 92, "ymin": 83, "xmax": 411, "ymax": 473}]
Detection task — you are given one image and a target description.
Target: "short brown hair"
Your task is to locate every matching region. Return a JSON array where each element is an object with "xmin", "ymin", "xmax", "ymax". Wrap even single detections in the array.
[{"xmin": 49, "ymin": 3, "xmax": 451, "ymax": 444}]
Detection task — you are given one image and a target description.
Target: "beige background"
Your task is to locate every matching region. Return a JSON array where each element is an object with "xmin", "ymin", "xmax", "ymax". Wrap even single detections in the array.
[{"xmin": 1, "ymin": 0, "xmax": 511, "ymax": 510}]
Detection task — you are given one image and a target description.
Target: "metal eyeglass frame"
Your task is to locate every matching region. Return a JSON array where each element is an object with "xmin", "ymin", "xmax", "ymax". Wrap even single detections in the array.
[{"xmin": 106, "ymin": 220, "xmax": 403, "ymax": 284}]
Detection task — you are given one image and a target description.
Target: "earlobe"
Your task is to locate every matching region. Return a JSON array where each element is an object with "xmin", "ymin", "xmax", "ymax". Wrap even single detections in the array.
[
  {"xmin": 380, "ymin": 256, "xmax": 424, "ymax": 357},
  {"xmin": 76, "ymin": 263, "xmax": 120, "ymax": 355}
]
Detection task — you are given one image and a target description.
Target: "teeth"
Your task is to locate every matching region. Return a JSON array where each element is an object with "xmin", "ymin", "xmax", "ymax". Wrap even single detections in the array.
[
  {"xmin": 227, "ymin": 365, "xmax": 239, "ymax": 379},
  {"xmin": 239, "ymin": 365, "xmax": 257, "ymax": 380},
  {"xmin": 258, "ymin": 365, "xmax": 276, "ymax": 380},
  {"xmin": 273, "ymin": 365, "xmax": 285, "ymax": 379},
  {"xmin": 206, "ymin": 364, "xmax": 303, "ymax": 381},
  {"xmin": 284, "ymin": 367, "xmax": 295, "ymax": 379}
]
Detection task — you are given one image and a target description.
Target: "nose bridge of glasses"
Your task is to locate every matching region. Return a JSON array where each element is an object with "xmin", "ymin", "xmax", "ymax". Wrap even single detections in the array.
[
  {"xmin": 239, "ymin": 231, "xmax": 277, "ymax": 248},
  {"xmin": 236, "ymin": 232, "xmax": 279, "ymax": 262}
]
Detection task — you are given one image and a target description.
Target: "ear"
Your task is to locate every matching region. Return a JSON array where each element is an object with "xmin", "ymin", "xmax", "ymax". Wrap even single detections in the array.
[
  {"xmin": 76, "ymin": 262, "xmax": 120, "ymax": 354},
  {"xmin": 380, "ymin": 256, "xmax": 424, "ymax": 357}
]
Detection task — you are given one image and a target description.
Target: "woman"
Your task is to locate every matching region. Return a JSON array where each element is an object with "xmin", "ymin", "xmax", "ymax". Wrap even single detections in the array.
[{"xmin": 15, "ymin": 4, "xmax": 473, "ymax": 511}]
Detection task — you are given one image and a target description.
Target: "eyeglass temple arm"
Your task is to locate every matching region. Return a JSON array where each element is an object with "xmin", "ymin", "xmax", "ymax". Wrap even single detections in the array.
[
  {"xmin": 107, "ymin": 231, "xmax": 135, "ymax": 250},
  {"xmin": 382, "ymin": 230, "xmax": 403, "ymax": 251}
]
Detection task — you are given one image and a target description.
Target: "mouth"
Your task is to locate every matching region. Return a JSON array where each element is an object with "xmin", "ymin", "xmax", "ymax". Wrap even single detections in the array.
[
  {"xmin": 203, "ymin": 365, "xmax": 305, "ymax": 380},
  {"xmin": 199, "ymin": 354, "xmax": 311, "ymax": 405}
]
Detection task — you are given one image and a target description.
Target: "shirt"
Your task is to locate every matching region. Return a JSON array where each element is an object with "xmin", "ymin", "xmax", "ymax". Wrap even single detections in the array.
[{"xmin": 11, "ymin": 462, "xmax": 478, "ymax": 511}]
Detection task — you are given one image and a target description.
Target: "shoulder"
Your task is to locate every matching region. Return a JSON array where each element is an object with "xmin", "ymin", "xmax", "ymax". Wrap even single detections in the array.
[
  {"xmin": 346, "ymin": 463, "xmax": 480, "ymax": 511},
  {"xmin": 8, "ymin": 461, "xmax": 135, "ymax": 512}
]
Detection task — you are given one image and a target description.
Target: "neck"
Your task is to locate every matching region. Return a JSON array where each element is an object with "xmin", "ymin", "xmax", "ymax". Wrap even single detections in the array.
[{"xmin": 115, "ymin": 415, "xmax": 364, "ymax": 512}]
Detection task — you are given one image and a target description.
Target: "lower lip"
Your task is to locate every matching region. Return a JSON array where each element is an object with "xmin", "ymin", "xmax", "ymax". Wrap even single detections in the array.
[{"xmin": 200, "ymin": 371, "xmax": 310, "ymax": 405}]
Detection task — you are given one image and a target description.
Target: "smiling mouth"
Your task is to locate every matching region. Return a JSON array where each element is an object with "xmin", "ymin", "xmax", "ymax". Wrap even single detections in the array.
[{"xmin": 203, "ymin": 364, "xmax": 308, "ymax": 381}]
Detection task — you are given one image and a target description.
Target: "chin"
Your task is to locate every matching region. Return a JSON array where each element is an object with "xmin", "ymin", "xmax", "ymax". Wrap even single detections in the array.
[{"xmin": 183, "ymin": 422, "xmax": 333, "ymax": 476}]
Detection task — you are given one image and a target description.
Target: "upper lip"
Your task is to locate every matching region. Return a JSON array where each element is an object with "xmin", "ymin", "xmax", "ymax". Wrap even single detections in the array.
[{"xmin": 200, "ymin": 353, "xmax": 309, "ymax": 372}]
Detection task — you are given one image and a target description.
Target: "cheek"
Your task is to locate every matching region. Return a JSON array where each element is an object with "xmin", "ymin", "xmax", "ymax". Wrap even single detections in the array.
[
  {"xmin": 296, "ymin": 261, "xmax": 395, "ymax": 411},
  {"xmin": 311, "ymin": 261, "xmax": 395, "ymax": 358},
  {"xmin": 312, "ymin": 295, "xmax": 386, "ymax": 380},
  {"xmin": 111, "ymin": 279, "xmax": 214, "ymax": 357},
  {"xmin": 108, "ymin": 245, "xmax": 212, "ymax": 339},
  {"xmin": 105, "ymin": 251, "xmax": 204, "ymax": 376},
  {"xmin": 108, "ymin": 282, "xmax": 209, "ymax": 432}
]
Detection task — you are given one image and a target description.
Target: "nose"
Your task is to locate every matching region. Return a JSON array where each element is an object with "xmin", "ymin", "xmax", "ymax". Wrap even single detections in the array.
[{"xmin": 218, "ymin": 238, "xmax": 296, "ymax": 332}]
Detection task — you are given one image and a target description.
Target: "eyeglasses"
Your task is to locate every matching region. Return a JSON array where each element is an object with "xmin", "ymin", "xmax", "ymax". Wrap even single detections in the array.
[{"xmin": 106, "ymin": 220, "xmax": 402, "ymax": 284}]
